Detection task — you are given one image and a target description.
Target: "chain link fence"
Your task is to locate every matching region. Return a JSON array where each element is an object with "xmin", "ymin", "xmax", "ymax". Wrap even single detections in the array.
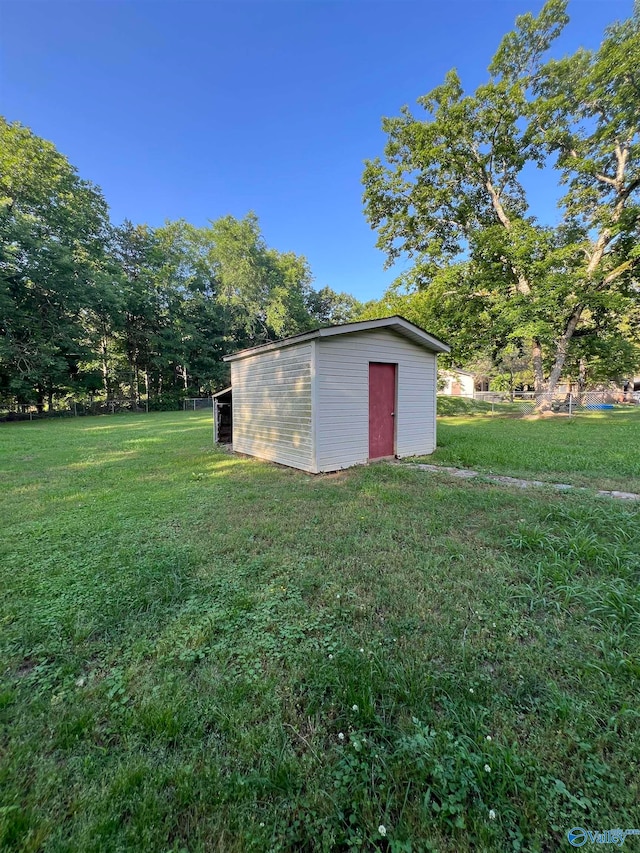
[
  {"xmin": 0, "ymin": 399, "xmax": 152, "ymax": 422},
  {"xmin": 2, "ymin": 396, "xmax": 218, "ymax": 421},
  {"xmin": 183, "ymin": 397, "xmax": 213, "ymax": 411},
  {"xmin": 440, "ymin": 390, "xmax": 625, "ymax": 418},
  {"xmin": 1, "ymin": 395, "xmax": 223, "ymax": 422}
]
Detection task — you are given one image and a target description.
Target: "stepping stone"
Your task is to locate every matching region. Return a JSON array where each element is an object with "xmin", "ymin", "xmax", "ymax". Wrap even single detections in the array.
[{"xmin": 398, "ymin": 463, "xmax": 640, "ymax": 501}]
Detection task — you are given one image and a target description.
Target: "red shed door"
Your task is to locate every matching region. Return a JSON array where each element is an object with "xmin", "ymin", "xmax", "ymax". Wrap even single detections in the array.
[{"xmin": 369, "ymin": 362, "xmax": 396, "ymax": 459}]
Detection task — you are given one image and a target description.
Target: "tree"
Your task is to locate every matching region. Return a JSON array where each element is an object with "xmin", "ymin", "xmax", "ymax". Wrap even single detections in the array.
[
  {"xmin": 196, "ymin": 213, "xmax": 318, "ymax": 343},
  {"xmin": 0, "ymin": 118, "xmax": 111, "ymax": 408},
  {"xmin": 494, "ymin": 346, "xmax": 534, "ymax": 400},
  {"xmin": 154, "ymin": 219, "xmax": 230, "ymax": 394},
  {"xmin": 0, "ymin": 119, "xmax": 362, "ymax": 411},
  {"xmin": 357, "ymin": 262, "xmax": 492, "ymax": 366},
  {"xmin": 362, "ymin": 1, "xmax": 640, "ymax": 397},
  {"xmin": 306, "ymin": 286, "xmax": 362, "ymax": 326},
  {"xmin": 110, "ymin": 221, "xmax": 164, "ymax": 404}
]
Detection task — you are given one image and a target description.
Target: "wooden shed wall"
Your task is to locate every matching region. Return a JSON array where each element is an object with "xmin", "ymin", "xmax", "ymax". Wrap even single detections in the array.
[
  {"xmin": 230, "ymin": 342, "xmax": 315, "ymax": 472},
  {"xmin": 315, "ymin": 329, "xmax": 437, "ymax": 472}
]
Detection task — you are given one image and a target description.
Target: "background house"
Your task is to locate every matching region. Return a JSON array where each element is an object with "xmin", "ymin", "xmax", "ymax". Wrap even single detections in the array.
[{"xmin": 439, "ymin": 368, "xmax": 475, "ymax": 397}]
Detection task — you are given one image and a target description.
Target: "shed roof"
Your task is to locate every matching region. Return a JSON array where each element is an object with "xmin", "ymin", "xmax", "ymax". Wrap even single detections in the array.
[{"xmin": 223, "ymin": 316, "xmax": 450, "ymax": 362}]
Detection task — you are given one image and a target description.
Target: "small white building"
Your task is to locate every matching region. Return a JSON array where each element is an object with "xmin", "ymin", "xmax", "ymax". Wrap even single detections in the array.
[
  {"xmin": 221, "ymin": 316, "xmax": 450, "ymax": 473},
  {"xmin": 439, "ymin": 368, "xmax": 475, "ymax": 397}
]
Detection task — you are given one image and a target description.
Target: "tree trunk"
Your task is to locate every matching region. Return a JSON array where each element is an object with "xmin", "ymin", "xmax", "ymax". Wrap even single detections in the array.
[
  {"xmin": 134, "ymin": 363, "xmax": 140, "ymax": 407},
  {"xmin": 101, "ymin": 328, "xmax": 110, "ymax": 398},
  {"xmin": 546, "ymin": 305, "xmax": 583, "ymax": 396},
  {"xmin": 36, "ymin": 385, "xmax": 44, "ymax": 415},
  {"xmin": 47, "ymin": 385, "xmax": 54, "ymax": 412},
  {"xmin": 532, "ymin": 339, "xmax": 544, "ymax": 394},
  {"xmin": 578, "ymin": 358, "xmax": 587, "ymax": 403},
  {"xmin": 130, "ymin": 360, "xmax": 137, "ymax": 407}
]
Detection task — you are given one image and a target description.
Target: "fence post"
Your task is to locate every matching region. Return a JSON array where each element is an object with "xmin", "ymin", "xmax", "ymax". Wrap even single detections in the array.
[{"xmin": 569, "ymin": 394, "xmax": 573, "ymax": 416}]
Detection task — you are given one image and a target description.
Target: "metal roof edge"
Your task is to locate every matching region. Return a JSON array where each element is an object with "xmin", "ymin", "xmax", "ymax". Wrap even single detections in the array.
[
  {"xmin": 223, "ymin": 315, "xmax": 450, "ymax": 361},
  {"xmin": 223, "ymin": 330, "xmax": 320, "ymax": 361}
]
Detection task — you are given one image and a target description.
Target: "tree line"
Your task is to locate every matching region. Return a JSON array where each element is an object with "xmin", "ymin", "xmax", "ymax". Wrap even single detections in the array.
[{"xmin": 0, "ymin": 118, "xmax": 360, "ymax": 412}]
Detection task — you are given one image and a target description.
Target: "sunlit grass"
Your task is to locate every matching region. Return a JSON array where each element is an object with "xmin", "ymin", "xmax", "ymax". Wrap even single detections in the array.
[
  {"xmin": 426, "ymin": 408, "xmax": 640, "ymax": 493},
  {"xmin": 1, "ymin": 412, "xmax": 638, "ymax": 851}
]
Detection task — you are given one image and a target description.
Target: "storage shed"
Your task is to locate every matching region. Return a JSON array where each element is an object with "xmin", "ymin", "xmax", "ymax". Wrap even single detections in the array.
[{"xmin": 222, "ymin": 316, "xmax": 450, "ymax": 473}]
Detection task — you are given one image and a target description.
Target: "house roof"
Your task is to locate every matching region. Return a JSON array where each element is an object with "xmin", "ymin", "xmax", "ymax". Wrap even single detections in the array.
[
  {"xmin": 441, "ymin": 368, "xmax": 475, "ymax": 378},
  {"xmin": 223, "ymin": 316, "xmax": 451, "ymax": 362}
]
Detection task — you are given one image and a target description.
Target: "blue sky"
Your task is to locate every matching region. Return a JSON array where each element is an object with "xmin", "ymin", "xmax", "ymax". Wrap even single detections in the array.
[{"xmin": 0, "ymin": 0, "xmax": 632, "ymax": 302}]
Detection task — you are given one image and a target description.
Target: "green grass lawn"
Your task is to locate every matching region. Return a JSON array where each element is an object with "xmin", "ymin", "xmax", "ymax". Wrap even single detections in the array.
[
  {"xmin": 1, "ymin": 412, "xmax": 639, "ymax": 852},
  {"xmin": 428, "ymin": 407, "xmax": 640, "ymax": 494}
]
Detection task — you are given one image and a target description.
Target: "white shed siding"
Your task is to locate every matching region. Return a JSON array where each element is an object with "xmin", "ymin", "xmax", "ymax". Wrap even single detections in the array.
[
  {"xmin": 316, "ymin": 329, "xmax": 437, "ymax": 472},
  {"xmin": 231, "ymin": 342, "xmax": 315, "ymax": 472}
]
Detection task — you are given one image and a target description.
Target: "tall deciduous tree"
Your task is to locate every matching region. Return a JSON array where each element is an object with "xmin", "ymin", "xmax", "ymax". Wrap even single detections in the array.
[
  {"xmin": 362, "ymin": 0, "xmax": 640, "ymax": 396},
  {"xmin": 199, "ymin": 213, "xmax": 317, "ymax": 342},
  {"xmin": 0, "ymin": 118, "xmax": 111, "ymax": 408}
]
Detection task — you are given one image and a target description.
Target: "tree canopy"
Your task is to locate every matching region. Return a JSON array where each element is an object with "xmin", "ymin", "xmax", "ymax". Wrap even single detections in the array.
[
  {"xmin": 362, "ymin": 0, "xmax": 640, "ymax": 394},
  {"xmin": 0, "ymin": 118, "xmax": 361, "ymax": 411}
]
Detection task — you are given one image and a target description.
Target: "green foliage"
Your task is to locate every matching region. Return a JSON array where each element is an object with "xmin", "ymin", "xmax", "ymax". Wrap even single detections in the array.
[
  {"xmin": 362, "ymin": 1, "xmax": 640, "ymax": 392},
  {"xmin": 307, "ymin": 285, "xmax": 363, "ymax": 326},
  {"xmin": 0, "ymin": 120, "xmax": 363, "ymax": 411},
  {"xmin": 0, "ymin": 117, "xmax": 111, "ymax": 407}
]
